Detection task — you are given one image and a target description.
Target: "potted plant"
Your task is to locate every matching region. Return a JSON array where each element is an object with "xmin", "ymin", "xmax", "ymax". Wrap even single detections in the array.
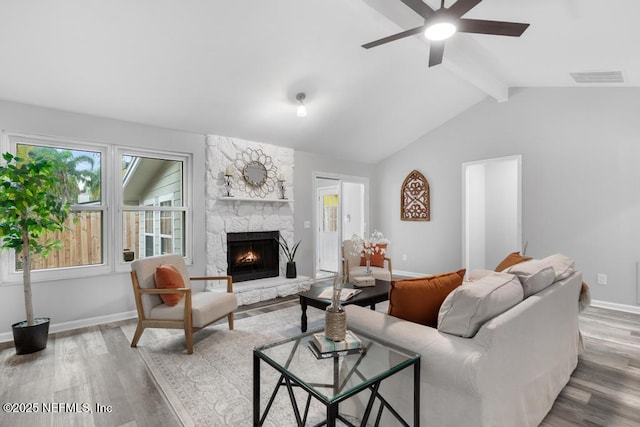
[
  {"xmin": 276, "ymin": 237, "xmax": 301, "ymax": 278},
  {"xmin": 0, "ymin": 152, "xmax": 72, "ymax": 354}
]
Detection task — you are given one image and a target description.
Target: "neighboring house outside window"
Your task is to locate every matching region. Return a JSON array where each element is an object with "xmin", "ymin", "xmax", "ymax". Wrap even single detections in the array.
[
  {"xmin": 0, "ymin": 132, "xmax": 191, "ymax": 284},
  {"xmin": 122, "ymin": 153, "xmax": 186, "ymax": 261}
]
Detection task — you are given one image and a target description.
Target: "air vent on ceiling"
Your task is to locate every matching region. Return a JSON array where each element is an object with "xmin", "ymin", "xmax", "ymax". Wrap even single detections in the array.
[{"xmin": 570, "ymin": 71, "xmax": 624, "ymax": 84}]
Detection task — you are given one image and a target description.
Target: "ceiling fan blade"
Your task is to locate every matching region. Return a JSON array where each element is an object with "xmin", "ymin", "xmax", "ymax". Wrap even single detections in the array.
[
  {"xmin": 447, "ymin": 0, "xmax": 482, "ymax": 18},
  {"xmin": 457, "ymin": 19, "xmax": 530, "ymax": 37},
  {"xmin": 362, "ymin": 26, "xmax": 425, "ymax": 49},
  {"xmin": 428, "ymin": 41, "xmax": 445, "ymax": 67},
  {"xmin": 401, "ymin": 0, "xmax": 436, "ymax": 19}
]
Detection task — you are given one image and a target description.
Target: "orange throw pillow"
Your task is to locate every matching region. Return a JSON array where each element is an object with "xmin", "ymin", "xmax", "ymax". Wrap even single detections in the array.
[
  {"xmin": 495, "ymin": 252, "xmax": 532, "ymax": 272},
  {"xmin": 155, "ymin": 264, "xmax": 186, "ymax": 306},
  {"xmin": 360, "ymin": 244, "xmax": 388, "ymax": 268},
  {"xmin": 388, "ymin": 269, "xmax": 465, "ymax": 327}
]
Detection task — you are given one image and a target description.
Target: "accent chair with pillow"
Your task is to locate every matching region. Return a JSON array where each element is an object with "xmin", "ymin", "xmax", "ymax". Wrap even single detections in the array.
[
  {"xmin": 342, "ymin": 239, "xmax": 392, "ymax": 282},
  {"xmin": 129, "ymin": 254, "xmax": 238, "ymax": 354}
]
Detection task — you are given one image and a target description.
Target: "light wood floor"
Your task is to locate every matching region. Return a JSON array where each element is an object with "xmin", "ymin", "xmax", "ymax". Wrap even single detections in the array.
[{"xmin": 1, "ymin": 300, "xmax": 638, "ymax": 427}]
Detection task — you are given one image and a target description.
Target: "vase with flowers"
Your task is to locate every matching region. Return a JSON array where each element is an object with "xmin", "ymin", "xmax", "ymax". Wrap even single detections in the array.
[{"xmin": 350, "ymin": 230, "xmax": 390, "ymax": 276}]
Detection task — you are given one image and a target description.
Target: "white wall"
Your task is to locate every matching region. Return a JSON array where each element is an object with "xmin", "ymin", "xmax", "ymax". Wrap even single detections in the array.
[
  {"xmin": 294, "ymin": 151, "xmax": 375, "ymax": 277},
  {"xmin": 0, "ymin": 100, "xmax": 206, "ymax": 339},
  {"xmin": 374, "ymin": 87, "xmax": 640, "ymax": 307},
  {"xmin": 484, "ymin": 159, "xmax": 519, "ymax": 269},
  {"xmin": 342, "ymin": 182, "xmax": 365, "ymax": 240},
  {"xmin": 466, "ymin": 163, "xmax": 486, "ymax": 271}
]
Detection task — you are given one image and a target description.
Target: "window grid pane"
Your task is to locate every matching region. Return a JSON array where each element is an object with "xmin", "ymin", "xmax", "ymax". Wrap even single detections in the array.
[
  {"xmin": 123, "ymin": 210, "xmax": 185, "ymax": 261},
  {"xmin": 16, "ymin": 211, "xmax": 103, "ymax": 270}
]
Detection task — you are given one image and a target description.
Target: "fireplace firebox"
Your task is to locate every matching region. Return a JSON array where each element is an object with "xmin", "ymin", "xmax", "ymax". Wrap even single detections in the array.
[{"xmin": 227, "ymin": 231, "xmax": 279, "ymax": 282}]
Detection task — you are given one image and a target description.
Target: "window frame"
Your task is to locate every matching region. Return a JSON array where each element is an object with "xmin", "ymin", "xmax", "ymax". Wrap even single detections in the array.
[
  {"xmin": 0, "ymin": 131, "xmax": 193, "ymax": 284},
  {"xmin": 115, "ymin": 147, "xmax": 192, "ymax": 272},
  {"xmin": 0, "ymin": 132, "xmax": 111, "ymax": 284}
]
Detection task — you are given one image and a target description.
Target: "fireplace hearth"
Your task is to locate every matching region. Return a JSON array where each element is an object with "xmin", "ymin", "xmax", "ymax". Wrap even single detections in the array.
[{"xmin": 227, "ymin": 231, "xmax": 279, "ymax": 282}]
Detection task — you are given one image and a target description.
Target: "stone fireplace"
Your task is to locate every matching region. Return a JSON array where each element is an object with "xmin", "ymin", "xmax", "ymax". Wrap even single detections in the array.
[
  {"xmin": 227, "ymin": 231, "xmax": 279, "ymax": 282},
  {"xmin": 204, "ymin": 135, "xmax": 312, "ymax": 304}
]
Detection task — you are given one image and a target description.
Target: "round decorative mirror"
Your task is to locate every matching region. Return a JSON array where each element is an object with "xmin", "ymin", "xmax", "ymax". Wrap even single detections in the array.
[
  {"xmin": 243, "ymin": 161, "xmax": 268, "ymax": 186},
  {"xmin": 234, "ymin": 147, "xmax": 278, "ymax": 198}
]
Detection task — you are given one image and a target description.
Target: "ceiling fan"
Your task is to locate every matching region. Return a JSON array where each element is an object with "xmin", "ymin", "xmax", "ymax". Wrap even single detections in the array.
[{"xmin": 362, "ymin": 0, "xmax": 530, "ymax": 67}]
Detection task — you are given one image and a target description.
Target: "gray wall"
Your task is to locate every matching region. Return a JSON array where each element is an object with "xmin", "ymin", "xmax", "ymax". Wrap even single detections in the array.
[
  {"xmin": 374, "ymin": 87, "xmax": 640, "ymax": 307},
  {"xmin": 0, "ymin": 100, "xmax": 206, "ymax": 338},
  {"xmin": 294, "ymin": 151, "xmax": 375, "ymax": 277}
]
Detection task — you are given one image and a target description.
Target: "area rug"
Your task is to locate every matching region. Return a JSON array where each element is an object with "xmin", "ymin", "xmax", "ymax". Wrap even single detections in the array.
[{"xmin": 133, "ymin": 303, "xmax": 333, "ymax": 426}]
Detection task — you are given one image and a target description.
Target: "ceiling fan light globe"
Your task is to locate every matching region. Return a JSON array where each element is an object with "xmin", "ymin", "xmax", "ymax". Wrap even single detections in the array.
[
  {"xmin": 424, "ymin": 22, "xmax": 456, "ymax": 41},
  {"xmin": 296, "ymin": 104, "xmax": 307, "ymax": 118}
]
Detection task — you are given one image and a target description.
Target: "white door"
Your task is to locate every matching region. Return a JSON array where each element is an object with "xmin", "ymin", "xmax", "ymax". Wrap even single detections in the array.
[
  {"xmin": 314, "ymin": 174, "xmax": 368, "ymax": 279},
  {"xmin": 317, "ymin": 184, "xmax": 340, "ymax": 274}
]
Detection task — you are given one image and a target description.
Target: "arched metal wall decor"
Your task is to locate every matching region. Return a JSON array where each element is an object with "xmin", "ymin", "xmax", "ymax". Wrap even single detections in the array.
[{"xmin": 401, "ymin": 170, "xmax": 430, "ymax": 221}]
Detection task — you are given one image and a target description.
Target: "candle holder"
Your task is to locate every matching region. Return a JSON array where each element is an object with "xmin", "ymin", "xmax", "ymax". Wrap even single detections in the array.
[
  {"xmin": 224, "ymin": 174, "xmax": 234, "ymax": 197},
  {"xmin": 277, "ymin": 179, "xmax": 287, "ymax": 200}
]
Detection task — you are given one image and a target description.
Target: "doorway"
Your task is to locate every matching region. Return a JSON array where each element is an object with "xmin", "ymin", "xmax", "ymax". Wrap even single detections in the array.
[
  {"xmin": 462, "ymin": 155, "xmax": 522, "ymax": 273},
  {"xmin": 313, "ymin": 174, "xmax": 368, "ymax": 279}
]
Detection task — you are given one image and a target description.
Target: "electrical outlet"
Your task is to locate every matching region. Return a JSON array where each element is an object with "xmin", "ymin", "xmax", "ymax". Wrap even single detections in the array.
[
  {"xmin": 402, "ymin": 254, "xmax": 407, "ymax": 261},
  {"xmin": 597, "ymin": 273, "xmax": 608, "ymax": 285}
]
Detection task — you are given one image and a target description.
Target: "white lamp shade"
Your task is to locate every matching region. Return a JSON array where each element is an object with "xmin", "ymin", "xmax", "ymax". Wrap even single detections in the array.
[{"xmin": 296, "ymin": 104, "xmax": 307, "ymax": 117}]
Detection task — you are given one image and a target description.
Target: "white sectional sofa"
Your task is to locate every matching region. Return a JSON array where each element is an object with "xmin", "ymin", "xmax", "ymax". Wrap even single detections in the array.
[{"xmin": 344, "ymin": 263, "xmax": 583, "ymax": 426}]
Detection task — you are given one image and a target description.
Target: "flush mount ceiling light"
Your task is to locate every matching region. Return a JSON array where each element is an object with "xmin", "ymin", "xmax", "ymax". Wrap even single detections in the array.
[
  {"xmin": 296, "ymin": 93, "xmax": 307, "ymax": 118},
  {"xmin": 424, "ymin": 21, "xmax": 456, "ymax": 41}
]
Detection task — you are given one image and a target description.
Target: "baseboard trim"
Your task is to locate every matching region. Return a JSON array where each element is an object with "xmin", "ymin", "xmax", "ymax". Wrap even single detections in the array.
[
  {"xmin": 0, "ymin": 310, "xmax": 138, "ymax": 344},
  {"xmin": 591, "ymin": 299, "xmax": 640, "ymax": 315}
]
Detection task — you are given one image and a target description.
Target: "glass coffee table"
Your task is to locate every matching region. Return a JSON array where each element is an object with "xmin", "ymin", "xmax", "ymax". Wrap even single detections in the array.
[{"xmin": 253, "ymin": 327, "xmax": 420, "ymax": 426}]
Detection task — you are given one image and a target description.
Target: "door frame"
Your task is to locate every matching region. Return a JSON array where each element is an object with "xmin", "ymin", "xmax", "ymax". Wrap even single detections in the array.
[
  {"xmin": 461, "ymin": 154, "xmax": 522, "ymax": 273},
  {"xmin": 312, "ymin": 171, "xmax": 370, "ymax": 280}
]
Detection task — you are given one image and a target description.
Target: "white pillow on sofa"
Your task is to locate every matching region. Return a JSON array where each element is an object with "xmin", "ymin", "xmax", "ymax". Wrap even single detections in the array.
[
  {"xmin": 540, "ymin": 253, "xmax": 575, "ymax": 281},
  {"xmin": 504, "ymin": 260, "xmax": 556, "ymax": 298},
  {"xmin": 437, "ymin": 272, "xmax": 523, "ymax": 338}
]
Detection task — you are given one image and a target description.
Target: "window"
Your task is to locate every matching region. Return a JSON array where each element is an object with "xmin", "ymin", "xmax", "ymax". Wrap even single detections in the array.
[
  {"xmin": 121, "ymin": 154, "xmax": 187, "ymax": 262},
  {"xmin": 9, "ymin": 140, "xmax": 105, "ymax": 273},
  {"xmin": 0, "ymin": 132, "xmax": 192, "ymax": 284}
]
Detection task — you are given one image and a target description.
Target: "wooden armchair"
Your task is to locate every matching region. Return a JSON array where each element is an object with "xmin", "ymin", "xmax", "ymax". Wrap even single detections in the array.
[
  {"xmin": 342, "ymin": 240, "xmax": 393, "ymax": 282},
  {"xmin": 130, "ymin": 254, "xmax": 237, "ymax": 354}
]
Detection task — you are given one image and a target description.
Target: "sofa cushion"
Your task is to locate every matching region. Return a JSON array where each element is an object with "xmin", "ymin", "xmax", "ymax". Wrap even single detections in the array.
[
  {"xmin": 540, "ymin": 253, "xmax": 575, "ymax": 281},
  {"xmin": 437, "ymin": 272, "xmax": 523, "ymax": 338},
  {"xmin": 469, "ymin": 269, "xmax": 494, "ymax": 281},
  {"xmin": 388, "ymin": 269, "xmax": 465, "ymax": 327},
  {"xmin": 504, "ymin": 260, "xmax": 556, "ymax": 298},
  {"xmin": 155, "ymin": 264, "xmax": 186, "ymax": 306},
  {"xmin": 495, "ymin": 251, "xmax": 532, "ymax": 272},
  {"xmin": 360, "ymin": 243, "xmax": 387, "ymax": 268}
]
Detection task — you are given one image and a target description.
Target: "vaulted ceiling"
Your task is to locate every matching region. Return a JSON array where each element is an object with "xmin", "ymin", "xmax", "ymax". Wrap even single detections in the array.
[{"xmin": 0, "ymin": 1, "xmax": 637, "ymax": 163}]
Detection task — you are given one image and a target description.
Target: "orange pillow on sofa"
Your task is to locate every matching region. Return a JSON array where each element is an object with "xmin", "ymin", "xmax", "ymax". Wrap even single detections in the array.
[
  {"xmin": 495, "ymin": 252, "xmax": 531, "ymax": 272},
  {"xmin": 360, "ymin": 243, "xmax": 388, "ymax": 268},
  {"xmin": 388, "ymin": 269, "xmax": 465, "ymax": 327},
  {"xmin": 155, "ymin": 264, "xmax": 186, "ymax": 306}
]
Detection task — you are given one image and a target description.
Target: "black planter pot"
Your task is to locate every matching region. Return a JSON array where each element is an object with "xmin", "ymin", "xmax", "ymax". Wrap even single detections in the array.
[
  {"xmin": 12, "ymin": 317, "xmax": 50, "ymax": 355},
  {"xmin": 286, "ymin": 261, "xmax": 297, "ymax": 279}
]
